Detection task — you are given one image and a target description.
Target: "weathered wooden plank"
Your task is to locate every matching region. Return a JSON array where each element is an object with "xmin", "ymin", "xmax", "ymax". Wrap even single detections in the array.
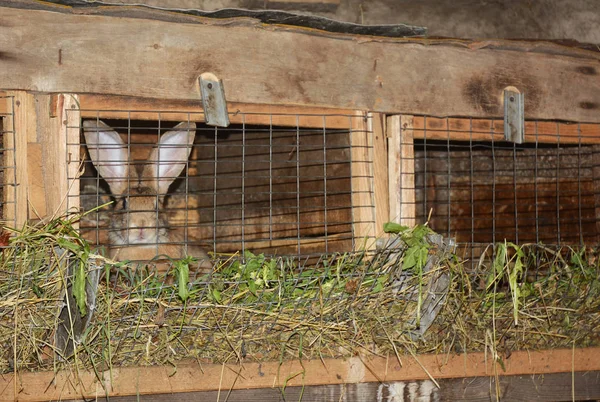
[
  {"xmin": 73, "ymin": 94, "xmax": 355, "ymax": 129},
  {"xmin": 387, "ymin": 115, "xmax": 416, "ymax": 227},
  {"xmin": 399, "ymin": 116, "xmax": 416, "ymax": 227},
  {"xmin": 41, "ymin": 94, "xmax": 80, "ymax": 219},
  {"xmin": 4, "ymin": 91, "xmax": 31, "ymax": 227},
  {"xmin": 370, "ymin": 113, "xmax": 389, "ymax": 235},
  {"xmin": 593, "ymin": 146, "xmax": 600, "ymax": 243},
  {"xmin": 4, "ymin": 347, "xmax": 600, "ymax": 401},
  {"xmin": 412, "ymin": 116, "xmax": 600, "ymax": 144},
  {"xmin": 27, "ymin": 142, "xmax": 46, "ymax": 218},
  {"xmin": 1, "ymin": 6, "xmax": 599, "ymax": 122},
  {"xmin": 350, "ymin": 111, "xmax": 376, "ymax": 248},
  {"xmin": 64, "ymin": 372, "xmax": 600, "ymax": 402}
]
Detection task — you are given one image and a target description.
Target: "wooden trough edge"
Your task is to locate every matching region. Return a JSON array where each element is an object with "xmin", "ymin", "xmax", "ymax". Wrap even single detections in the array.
[
  {"xmin": 1, "ymin": 4, "xmax": 599, "ymax": 123},
  {"xmin": 3, "ymin": 347, "xmax": 600, "ymax": 401},
  {"xmin": 63, "ymin": 372, "xmax": 600, "ymax": 402}
]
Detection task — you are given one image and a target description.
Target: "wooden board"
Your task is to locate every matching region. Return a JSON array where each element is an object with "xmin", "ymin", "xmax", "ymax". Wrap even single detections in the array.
[
  {"xmin": 370, "ymin": 113, "xmax": 389, "ymax": 235},
  {"xmin": 63, "ymin": 372, "xmax": 600, "ymax": 402},
  {"xmin": 1, "ymin": 5, "xmax": 599, "ymax": 123},
  {"xmin": 412, "ymin": 116, "xmax": 600, "ymax": 145},
  {"xmin": 3, "ymin": 347, "xmax": 600, "ymax": 401},
  {"xmin": 387, "ymin": 115, "xmax": 416, "ymax": 227},
  {"xmin": 350, "ymin": 111, "xmax": 376, "ymax": 248},
  {"xmin": 73, "ymin": 94, "xmax": 355, "ymax": 129},
  {"xmin": 3, "ymin": 91, "xmax": 31, "ymax": 227}
]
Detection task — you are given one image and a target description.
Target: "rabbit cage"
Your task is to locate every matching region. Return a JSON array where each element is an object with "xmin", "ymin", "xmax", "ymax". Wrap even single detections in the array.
[{"xmin": 1, "ymin": 2, "xmax": 600, "ymax": 401}]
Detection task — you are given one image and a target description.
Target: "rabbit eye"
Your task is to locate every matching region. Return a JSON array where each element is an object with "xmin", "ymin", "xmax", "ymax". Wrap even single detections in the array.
[{"xmin": 118, "ymin": 197, "xmax": 127, "ymax": 209}]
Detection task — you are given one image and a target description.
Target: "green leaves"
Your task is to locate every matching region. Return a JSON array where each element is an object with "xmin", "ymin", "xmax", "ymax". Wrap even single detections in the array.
[
  {"xmin": 174, "ymin": 256, "xmax": 192, "ymax": 302},
  {"xmin": 383, "ymin": 222, "xmax": 409, "ymax": 234},
  {"xmin": 486, "ymin": 241, "xmax": 525, "ymax": 326}
]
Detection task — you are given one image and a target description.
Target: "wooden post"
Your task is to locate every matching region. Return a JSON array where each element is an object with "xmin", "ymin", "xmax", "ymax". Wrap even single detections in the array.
[
  {"xmin": 45, "ymin": 94, "xmax": 81, "ymax": 219},
  {"xmin": 351, "ymin": 111, "xmax": 376, "ymax": 249},
  {"xmin": 387, "ymin": 115, "xmax": 416, "ymax": 227},
  {"xmin": 3, "ymin": 92, "xmax": 32, "ymax": 228},
  {"xmin": 370, "ymin": 113, "xmax": 389, "ymax": 236},
  {"xmin": 593, "ymin": 145, "xmax": 600, "ymax": 242}
]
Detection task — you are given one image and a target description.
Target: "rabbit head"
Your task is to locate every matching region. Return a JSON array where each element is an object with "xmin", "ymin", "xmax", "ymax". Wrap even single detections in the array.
[{"xmin": 83, "ymin": 120, "xmax": 196, "ymax": 249}]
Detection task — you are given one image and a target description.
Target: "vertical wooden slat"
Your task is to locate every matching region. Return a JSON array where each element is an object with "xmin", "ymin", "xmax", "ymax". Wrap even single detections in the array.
[
  {"xmin": 370, "ymin": 113, "xmax": 389, "ymax": 235},
  {"xmin": 593, "ymin": 145, "xmax": 600, "ymax": 242},
  {"xmin": 24, "ymin": 93, "xmax": 48, "ymax": 219},
  {"xmin": 351, "ymin": 111, "xmax": 376, "ymax": 249},
  {"xmin": 45, "ymin": 94, "xmax": 81, "ymax": 219},
  {"xmin": 4, "ymin": 92, "xmax": 32, "ymax": 228},
  {"xmin": 387, "ymin": 115, "xmax": 416, "ymax": 227}
]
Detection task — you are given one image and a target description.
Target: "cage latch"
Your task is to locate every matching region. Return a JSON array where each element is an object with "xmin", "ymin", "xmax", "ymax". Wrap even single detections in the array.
[
  {"xmin": 503, "ymin": 87, "xmax": 524, "ymax": 144},
  {"xmin": 199, "ymin": 72, "xmax": 230, "ymax": 127}
]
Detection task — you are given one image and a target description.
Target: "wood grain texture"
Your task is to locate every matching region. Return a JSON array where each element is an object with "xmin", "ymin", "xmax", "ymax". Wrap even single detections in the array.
[
  {"xmin": 63, "ymin": 373, "xmax": 600, "ymax": 402},
  {"xmin": 4, "ymin": 347, "xmax": 600, "ymax": 401},
  {"xmin": 387, "ymin": 115, "xmax": 416, "ymax": 226},
  {"xmin": 27, "ymin": 142, "xmax": 46, "ymax": 218},
  {"xmin": 41, "ymin": 94, "xmax": 81, "ymax": 219},
  {"xmin": 399, "ymin": 116, "xmax": 416, "ymax": 227},
  {"xmin": 1, "ymin": 6, "xmax": 599, "ymax": 122},
  {"xmin": 350, "ymin": 111, "xmax": 376, "ymax": 248},
  {"xmin": 74, "ymin": 94, "xmax": 355, "ymax": 129},
  {"xmin": 4, "ymin": 91, "xmax": 31, "ymax": 227},
  {"xmin": 370, "ymin": 113, "xmax": 389, "ymax": 236},
  {"xmin": 412, "ymin": 116, "xmax": 600, "ymax": 144}
]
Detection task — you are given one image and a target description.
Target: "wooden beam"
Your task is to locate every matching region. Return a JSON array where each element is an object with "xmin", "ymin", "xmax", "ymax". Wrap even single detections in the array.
[
  {"xmin": 4, "ymin": 347, "xmax": 600, "ymax": 401},
  {"xmin": 412, "ymin": 116, "xmax": 600, "ymax": 145},
  {"xmin": 1, "ymin": 6, "xmax": 599, "ymax": 123},
  {"xmin": 387, "ymin": 115, "xmax": 416, "ymax": 226},
  {"xmin": 74, "ymin": 94, "xmax": 355, "ymax": 129},
  {"xmin": 370, "ymin": 113, "xmax": 389, "ymax": 236},
  {"xmin": 350, "ymin": 111, "xmax": 376, "ymax": 249},
  {"xmin": 594, "ymin": 146, "xmax": 600, "ymax": 242},
  {"xmin": 3, "ymin": 91, "xmax": 31, "ymax": 227},
  {"xmin": 42, "ymin": 94, "xmax": 80, "ymax": 219},
  {"xmin": 64, "ymin": 372, "xmax": 600, "ymax": 402}
]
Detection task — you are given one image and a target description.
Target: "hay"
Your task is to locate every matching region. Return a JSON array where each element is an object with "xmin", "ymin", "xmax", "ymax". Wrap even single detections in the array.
[{"xmin": 0, "ymin": 213, "xmax": 599, "ymax": 376}]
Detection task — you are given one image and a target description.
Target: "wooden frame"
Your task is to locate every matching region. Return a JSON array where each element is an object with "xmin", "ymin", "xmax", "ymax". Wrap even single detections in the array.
[{"xmin": 0, "ymin": 4, "xmax": 599, "ymax": 124}]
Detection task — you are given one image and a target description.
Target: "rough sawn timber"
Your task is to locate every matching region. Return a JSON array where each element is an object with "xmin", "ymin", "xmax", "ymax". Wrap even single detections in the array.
[
  {"xmin": 0, "ymin": 4, "xmax": 599, "ymax": 123},
  {"xmin": 3, "ymin": 347, "xmax": 600, "ymax": 401}
]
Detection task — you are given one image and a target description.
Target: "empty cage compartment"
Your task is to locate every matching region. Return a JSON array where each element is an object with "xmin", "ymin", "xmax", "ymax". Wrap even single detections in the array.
[
  {"xmin": 71, "ymin": 97, "xmax": 376, "ymax": 266},
  {"xmin": 397, "ymin": 116, "xmax": 600, "ymax": 262}
]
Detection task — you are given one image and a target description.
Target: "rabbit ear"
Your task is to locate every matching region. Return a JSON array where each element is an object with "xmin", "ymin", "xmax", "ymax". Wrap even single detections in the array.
[
  {"xmin": 145, "ymin": 121, "xmax": 196, "ymax": 194},
  {"xmin": 83, "ymin": 120, "xmax": 129, "ymax": 195}
]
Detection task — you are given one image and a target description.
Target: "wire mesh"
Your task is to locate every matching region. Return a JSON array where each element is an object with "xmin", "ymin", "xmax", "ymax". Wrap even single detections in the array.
[
  {"xmin": 70, "ymin": 110, "xmax": 375, "ymax": 265},
  {"xmin": 0, "ymin": 95, "xmax": 16, "ymax": 232},
  {"xmin": 406, "ymin": 115, "xmax": 600, "ymax": 271}
]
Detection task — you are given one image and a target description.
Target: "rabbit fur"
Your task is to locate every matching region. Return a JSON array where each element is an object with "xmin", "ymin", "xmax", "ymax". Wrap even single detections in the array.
[{"xmin": 83, "ymin": 119, "xmax": 211, "ymax": 274}]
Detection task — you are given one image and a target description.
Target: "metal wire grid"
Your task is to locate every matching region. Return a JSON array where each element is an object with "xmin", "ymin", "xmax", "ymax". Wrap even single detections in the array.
[
  {"xmin": 0, "ymin": 95, "xmax": 16, "ymax": 230},
  {"xmin": 70, "ymin": 110, "xmax": 375, "ymax": 260},
  {"xmin": 63, "ymin": 109, "xmax": 389, "ymax": 360},
  {"xmin": 405, "ymin": 116, "xmax": 598, "ymax": 257}
]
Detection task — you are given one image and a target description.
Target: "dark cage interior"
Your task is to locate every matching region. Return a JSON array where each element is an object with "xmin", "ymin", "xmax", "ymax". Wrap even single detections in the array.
[
  {"xmin": 76, "ymin": 112, "xmax": 363, "ymax": 261},
  {"xmin": 409, "ymin": 117, "xmax": 600, "ymax": 260}
]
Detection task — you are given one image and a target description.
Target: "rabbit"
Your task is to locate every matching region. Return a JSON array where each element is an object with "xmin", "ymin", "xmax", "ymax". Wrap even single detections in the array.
[{"xmin": 82, "ymin": 119, "xmax": 212, "ymax": 275}]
